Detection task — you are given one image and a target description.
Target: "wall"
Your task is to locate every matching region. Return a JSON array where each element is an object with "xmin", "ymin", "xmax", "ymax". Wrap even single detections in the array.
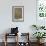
[{"xmin": 0, "ymin": 0, "xmax": 36, "ymax": 42}]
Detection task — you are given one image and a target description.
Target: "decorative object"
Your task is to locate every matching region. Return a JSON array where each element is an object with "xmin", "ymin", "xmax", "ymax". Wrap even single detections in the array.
[
  {"xmin": 37, "ymin": 0, "xmax": 46, "ymax": 18},
  {"xmin": 11, "ymin": 27, "xmax": 18, "ymax": 34},
  {"xmin": 36, "ymin": 0, "xmax": 46, "ymax": 28},
  {"xmin": 12, "ymin": 6, "xmax": 24, "ymax": 22}
]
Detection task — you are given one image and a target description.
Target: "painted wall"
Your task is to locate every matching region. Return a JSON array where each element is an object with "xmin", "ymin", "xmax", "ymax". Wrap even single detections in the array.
[{"xmin": 0, "ymin": 0, "xmax": 37, "ymax": 42}]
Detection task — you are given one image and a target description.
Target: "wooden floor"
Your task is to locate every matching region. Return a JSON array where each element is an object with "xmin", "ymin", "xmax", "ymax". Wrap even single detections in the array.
[{"xmin": 0, "ymin": 42, "xmax": 46, "ymax": 46}]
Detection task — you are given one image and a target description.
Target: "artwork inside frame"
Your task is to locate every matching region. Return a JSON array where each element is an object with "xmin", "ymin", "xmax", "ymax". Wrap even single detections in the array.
[
  {"xmin": 12, "ymin": 6, "xmax": 24, "ymax": 22},
  {"xmin": 36, "ymin": 0, "xmax": 46, "ymax": 26},
  {"xmin": 37, "ymin": 0, "xmax": 46, "ymax": 18}
]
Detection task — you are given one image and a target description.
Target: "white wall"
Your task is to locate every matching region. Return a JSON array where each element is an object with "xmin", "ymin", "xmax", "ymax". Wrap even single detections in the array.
[
  {"xmin": 0, "ymin": 0, "xmax": 37, "ymax": 42},
  {"xmin": 0, "ymin": 0, "xmax": 36, "ymax": 33}
]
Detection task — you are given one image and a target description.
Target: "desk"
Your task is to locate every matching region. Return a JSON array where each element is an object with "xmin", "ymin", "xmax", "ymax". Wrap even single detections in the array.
[{"xmin": 4, "ymin": 33, "xmax": 18, "ymax": 46}]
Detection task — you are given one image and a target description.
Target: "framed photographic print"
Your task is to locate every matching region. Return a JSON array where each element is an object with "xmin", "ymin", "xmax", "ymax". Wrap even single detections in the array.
[
  {"xmin": 12, "ymin": 6, "xmax": 24, "ymax": 22},
  {"xmin": 37, "ymin": 0, "xmax": 46, "ymax": 18},
  {"xmin": 36, "ymin": 0, "xmax": 46, "ymax": 26}
]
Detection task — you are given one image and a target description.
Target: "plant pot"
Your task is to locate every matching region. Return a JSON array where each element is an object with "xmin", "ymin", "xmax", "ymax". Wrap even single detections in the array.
[
  {"xmin": 37, "ymin": 39, "xmax": 40, "ymax": 43},
  {"xmin": 37, "ymin": 39, "xmax": 45, "ymax": 44},
  {"xmin": 40, "ymin": 38, "xmax": 45, "ymax": 43}
]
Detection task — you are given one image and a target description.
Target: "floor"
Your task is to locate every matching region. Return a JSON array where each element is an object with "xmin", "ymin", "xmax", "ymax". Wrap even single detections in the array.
[{"xmin": 0, "ymin": 42, "xmax": 46, "ymax": 46}]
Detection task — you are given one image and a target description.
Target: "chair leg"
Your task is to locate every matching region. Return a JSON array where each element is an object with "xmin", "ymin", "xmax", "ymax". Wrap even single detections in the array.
[
  {"xmin": 4, "ymin": 41, "xmax": 7, "ymax": 46},
  {"xmin": 4, "ymin": 33, "xmax": 7, "ymax": 46},
  {"xmin": 16, "ymin": 34, "xmax": 18, "ymax": 46}
]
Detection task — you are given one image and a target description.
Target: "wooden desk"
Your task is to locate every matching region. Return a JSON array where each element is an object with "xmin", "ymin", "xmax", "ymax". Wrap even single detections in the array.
[{"xmin": 4, "ymin": 33, "xmax": 18, "ymax": 46}]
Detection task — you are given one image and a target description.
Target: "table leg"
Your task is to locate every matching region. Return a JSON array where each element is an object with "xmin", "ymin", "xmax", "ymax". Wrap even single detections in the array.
[{"xmin": 4, "ymin": 34, "xmax": 7, "ymax": 46}]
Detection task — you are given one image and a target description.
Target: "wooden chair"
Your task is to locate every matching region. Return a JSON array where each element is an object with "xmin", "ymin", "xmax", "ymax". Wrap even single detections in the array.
[
  {"xmin": 18, "ymin": 33, "xmax": 30, "ymax": 46},
  {"xmin": 4, "ymin": 33, "xmax": 18, "ymax": 46}
]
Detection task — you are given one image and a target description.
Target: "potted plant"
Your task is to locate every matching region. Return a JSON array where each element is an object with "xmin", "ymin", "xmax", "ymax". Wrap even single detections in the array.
[{"xmin": 33, "ymin": 32, "xmax": 46, "ymax": 43}]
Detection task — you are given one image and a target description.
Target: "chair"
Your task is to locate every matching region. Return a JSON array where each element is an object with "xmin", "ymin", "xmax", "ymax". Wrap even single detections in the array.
[
  {"xmin": 4, "ymin": 27, "xmax": 19, "ymax": 46},
  {"xmin": 18, "ymin": 33, "xmax": 30, "ymax": 46}
]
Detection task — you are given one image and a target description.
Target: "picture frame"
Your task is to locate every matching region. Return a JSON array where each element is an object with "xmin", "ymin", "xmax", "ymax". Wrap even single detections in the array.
[
  {"xmin": 12, "ymin": 6, "xmax": 24, "ymax": 22},
  {"xmin": 36, "ymin": 0, "xmax": 46, "ymax": 26},
  {"xmin": 36, "ymin": 0, "xmax": 46, "ymax": 19}
]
